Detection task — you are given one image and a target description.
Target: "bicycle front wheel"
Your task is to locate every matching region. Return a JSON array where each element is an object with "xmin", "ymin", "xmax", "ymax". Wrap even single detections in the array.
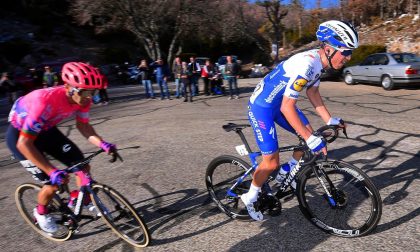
[
  {"xmin": 15, "ymin": 183, "xmax": 72, "ymax": 241},
  {"xmin": 297, "ymin": 160, "xmax": 382, "ymax": 237},
  {"xmin": 91, "ymin": 183, "xmax": 150, "ymax": 248},
  {"xmin": 205, "ymin": 155, "xmax": 252, "ymax": 220}
]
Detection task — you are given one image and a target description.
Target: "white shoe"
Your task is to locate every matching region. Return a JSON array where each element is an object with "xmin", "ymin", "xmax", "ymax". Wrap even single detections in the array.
[
  {"xmin": 84, "ymin": 202, "xmax": 102, "ymax": 217},
  {"xmin": 240, "ymin": 194, "xmax": 263, "ymax": 221},
  {"xmin": 234, "ymin": 95, "xmax": 239, "ymax": 99},
  {"xmin": 33, "ymin": 208, "xmax": 58, "ymax": 233}
]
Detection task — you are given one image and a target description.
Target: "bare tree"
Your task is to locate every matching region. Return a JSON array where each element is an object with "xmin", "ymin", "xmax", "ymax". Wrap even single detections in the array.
[
  {"xmin": 69, "ymin": 0, "xmax": 204, "ymax": 63},
  {"xmin": 256, "ymin": 0, "xmax": 288, "ymax": 62}
]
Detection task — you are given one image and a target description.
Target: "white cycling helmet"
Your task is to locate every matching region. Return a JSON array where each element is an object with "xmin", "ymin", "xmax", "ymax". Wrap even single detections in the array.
[{"xmin": 316, "ymin": 20, "xmax": 359, "ymax": 49}]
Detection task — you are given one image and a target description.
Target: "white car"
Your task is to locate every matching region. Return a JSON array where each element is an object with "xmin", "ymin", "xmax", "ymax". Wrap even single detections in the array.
[{"xmin": 343, "ymin": 53, "xmax": 420, "ymax": 90}]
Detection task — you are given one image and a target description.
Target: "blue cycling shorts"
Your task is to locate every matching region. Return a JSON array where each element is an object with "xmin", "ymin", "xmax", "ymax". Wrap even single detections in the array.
[{"xmin": 248, "ymin": 103, "xmax": 309, "ymax": 155}]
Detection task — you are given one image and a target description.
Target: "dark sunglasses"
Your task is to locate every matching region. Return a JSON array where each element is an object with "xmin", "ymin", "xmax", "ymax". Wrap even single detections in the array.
[{"xmin": 340, "ymin": 49, "xmax": 353, "ymax": 57}]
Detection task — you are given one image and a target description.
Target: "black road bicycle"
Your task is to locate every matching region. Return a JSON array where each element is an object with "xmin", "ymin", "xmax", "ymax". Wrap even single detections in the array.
[
  {"xmin": 205, "ymin": 123, "xmax": 382, "ymax": 237},
  {"xmin": 15, "ymin": 149, "xmax": 150, "ymax": 248}
]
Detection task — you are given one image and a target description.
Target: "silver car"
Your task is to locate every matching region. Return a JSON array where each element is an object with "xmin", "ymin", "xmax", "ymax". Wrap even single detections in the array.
[{"xmin": 343, "ymin": 53, "xmax": 420, "ymax": 90}]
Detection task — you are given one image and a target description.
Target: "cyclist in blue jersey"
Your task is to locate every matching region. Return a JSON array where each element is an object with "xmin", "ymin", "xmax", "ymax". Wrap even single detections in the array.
[{"xmin": 241, "ymin": 20, "xmax": 359, "ymax": 221}]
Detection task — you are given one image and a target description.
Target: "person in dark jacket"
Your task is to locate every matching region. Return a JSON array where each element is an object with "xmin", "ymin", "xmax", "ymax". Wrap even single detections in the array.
[
  {"xmin": 225, "ymin": 55, "xmax": 240, "ymax": 100},
  {"xmin": 150, "ymin": 58, "xmax": 171, "ymax": 100},
  {"xmin": 138, "ymin": 60, "xmax": 155, "ymax": 99}
]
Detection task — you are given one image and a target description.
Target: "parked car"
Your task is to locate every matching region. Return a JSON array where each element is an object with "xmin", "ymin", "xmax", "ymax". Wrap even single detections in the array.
[
  {"xmin": 342, "ymin": 52, "xmax": 420, "ymax": 90},
  {"xmin": 249, "ymin": 64, "xmax": 270, "ymax": 78}
]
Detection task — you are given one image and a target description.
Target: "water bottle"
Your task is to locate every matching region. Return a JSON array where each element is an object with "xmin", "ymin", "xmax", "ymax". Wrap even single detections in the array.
[{"xmin": 275, "ymin": 163, "xmax": 290, "ymax": 184}]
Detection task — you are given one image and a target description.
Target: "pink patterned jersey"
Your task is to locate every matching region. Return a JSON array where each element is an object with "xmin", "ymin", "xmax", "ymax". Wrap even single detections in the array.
[{"xmin": 8, "ymin": 87, "xmax": 91, "ymax": 139}]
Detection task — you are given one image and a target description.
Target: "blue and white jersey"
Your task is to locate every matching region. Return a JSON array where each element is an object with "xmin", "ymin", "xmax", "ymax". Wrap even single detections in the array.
[{"xmin": 249, "ymin": 49, "xmax": 323, "ymax": 108}]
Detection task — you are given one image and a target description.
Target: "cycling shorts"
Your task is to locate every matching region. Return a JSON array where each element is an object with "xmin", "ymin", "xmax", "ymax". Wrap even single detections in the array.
[
  {"xmin": 248, "ymin": 103, "xmax": 309, "ymax": 155},
  {"xmin": 6, "ymin": 124, "xmax": 84, "ymax": 184}
]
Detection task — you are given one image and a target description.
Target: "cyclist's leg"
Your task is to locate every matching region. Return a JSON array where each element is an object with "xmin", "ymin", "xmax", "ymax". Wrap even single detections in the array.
[
  {"xmin": 243, "ymin": 105, "xmax": 280, "ymax": 220},
  {"xmin": 6, "ymin": 124, "xmax": 59, "ymax": 231},
  {"xmin": 35, "ymin": 127, "xmax": 91, "ymax": 189},
  {"xmin": 275, "ymin": 106, "xmax": 312, "ymax": 162}
]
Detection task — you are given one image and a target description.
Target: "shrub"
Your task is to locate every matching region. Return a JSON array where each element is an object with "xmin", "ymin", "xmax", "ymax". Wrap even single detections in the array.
[{"xmin": 346, "ymin": 44, "xmax": 387, "ymax": 66}]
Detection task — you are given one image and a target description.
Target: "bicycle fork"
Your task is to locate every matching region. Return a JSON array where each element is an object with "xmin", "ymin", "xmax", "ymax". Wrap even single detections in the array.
[{"xmin": 312, "ymin": 163, "xmax": 339, "ymax": 207}]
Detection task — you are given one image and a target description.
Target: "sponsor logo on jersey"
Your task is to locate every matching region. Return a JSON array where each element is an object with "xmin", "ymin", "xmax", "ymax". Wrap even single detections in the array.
[
  {"xmin": 264, "ymin": 80, "xmax": 287, "ymax": 104},
  {"xmin": 269, "ymin": 127, "xmax": 275, "ymax": 139},
  {"xmin": 248, "ymin": 111, "xmax": 259, "ymax": 128},
  {"xmin": 291, "ymin": 75, "xmax": 308, "ymax": 92},
  {"xmin": 305, "ymin": 66, "xmax": 314, "ymax": 79},
  {"xmin": 255, "ymin": 128, "xmax": 264, "ymax": 142},
  {"xmin": 62, "ymin": 144, "xmax": 72, "ymax": 152},
  {"xmin": 258, "ymin": 120, "xmax": 266, "ymax": 130},
  {"xmin": 30, "ymin": 121, "xmax": 42, "ymax": 133}
]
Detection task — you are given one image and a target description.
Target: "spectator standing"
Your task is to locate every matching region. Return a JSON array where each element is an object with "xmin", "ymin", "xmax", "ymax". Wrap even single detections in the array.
[
  {"xmin": 42, "ymin": 66, "xmax": 59, "ymax": 88},
  {"xmin": 150, "ymin": 58, "xmax": 171, "ymax": 100},
  {"xmin": 0, "ymin": 72, "xmax": 18, "ymax": 104},
  {"xmin": 201, "ymin": 60, "xmax": 217, "ymax": 96},
  {"xmin": 181, "ymin": 62, "xmax": 193, "ymax": 102},
  {"xmin": 188, "ymin": 56, "xmax": 201, "ymax": 96},
  {"xmin": 172, "ymin": 56, "xmax": 183, "ymax": 99},
  {"xmin": 138, "ymin": 60, "xmax": 155, "ymax": 99},
  {"xmin": 99, "ymin": 74, "xmax": 110, "ymax": 105},
  {"xmin": 225, "ymin": 55, "xmax": 240, "ymax": 100}
]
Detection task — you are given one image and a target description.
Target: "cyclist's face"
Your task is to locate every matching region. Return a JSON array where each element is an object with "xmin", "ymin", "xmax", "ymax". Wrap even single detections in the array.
[
  {"xmin": 326, "ymin": 45, "xmax": 352, "ymax": 69},
  {"xmin": 67, "ymin": 85, "xmax": 96, "ymax": 106}
]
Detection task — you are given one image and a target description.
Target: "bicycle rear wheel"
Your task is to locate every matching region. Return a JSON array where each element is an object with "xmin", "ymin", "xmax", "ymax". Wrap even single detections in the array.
[
  {"xmin": 15, "ymin": 183, "xmax": 72, "ymax": 241},
  {"xmin": 205, "ymin": 155, "xmax": 252, "ymax": 220},
  {"xmin": 297, "ymin": 160, "xmax": 382, "ymax": 237},
  {"xmin": 91, "ymin": 183, "xmax": 150, "ymax": 248}
]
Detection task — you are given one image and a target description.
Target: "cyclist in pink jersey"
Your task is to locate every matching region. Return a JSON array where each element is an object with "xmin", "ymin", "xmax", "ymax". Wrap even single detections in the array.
[{"xmin": 6, "ymin": 62, "xmax": 117, "ymax": 233}]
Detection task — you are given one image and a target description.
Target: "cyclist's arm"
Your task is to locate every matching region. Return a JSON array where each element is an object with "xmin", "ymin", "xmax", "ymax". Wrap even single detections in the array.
[
  {"xmin": 280, "ymin": 97, "xmax": 312, "ymax": 140},
  {"xmin": 16, "ymin": 136, "xmax": 56, "ymax": 174},
  {"xmin": 76, "ymin": 121, "xmax": 103, "ymax": 147},
  {"xmin": 306, "ymin": 86, "xmax": 331, "ymax": 124}
]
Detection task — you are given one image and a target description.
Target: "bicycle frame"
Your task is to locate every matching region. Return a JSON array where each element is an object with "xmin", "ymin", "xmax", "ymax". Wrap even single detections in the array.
[
  {"xmin": 225, "ymin": 127, "xmax": 309, "ymax": 198},
  {"xmin": 53, "ymin": 149, "xmax": 119, "ymax": 229}
]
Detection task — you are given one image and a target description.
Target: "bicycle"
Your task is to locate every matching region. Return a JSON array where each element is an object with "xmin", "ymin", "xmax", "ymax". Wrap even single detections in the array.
[
  {"xmin": 205, "ymin": 122, "xmax": 382, "ymax": 237},
  {"xmin": 15, "ymin": 149, "xmax": 151, "ymax": 248}
]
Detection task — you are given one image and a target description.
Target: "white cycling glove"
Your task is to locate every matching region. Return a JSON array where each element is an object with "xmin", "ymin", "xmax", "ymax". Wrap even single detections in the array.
[
  {"xmin": 306, "ymin": 134, "xmax": 326, "ymax": 153},
  {"xmin": 327, "ymin": 117, "xmax": 342, "ymax": 126}
]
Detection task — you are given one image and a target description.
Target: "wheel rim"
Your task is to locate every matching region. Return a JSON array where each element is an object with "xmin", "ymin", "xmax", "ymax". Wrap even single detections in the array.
[
  {"xmin": 15, "ymin": 184, "xmax": 72, "ymax": 241},
  {"xmin": 92, "ymin": 185, "xmax": 150, "ymax": 247},
  {"xmin": 345, "ymin": 74, "xmax": 352, "ymax": 84},
  {"xmin": 298, "ymin": 162, "xmax": 381, "ymax": 236},
  {"xmin": 382, "ymin": 77, "xmax": 391, "ymax": 88}
]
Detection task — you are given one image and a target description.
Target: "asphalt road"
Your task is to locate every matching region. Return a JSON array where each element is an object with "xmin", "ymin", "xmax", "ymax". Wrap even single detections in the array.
[{"xmin": 0, "ymin": 79, "xmax": 419, "ymax": 252}]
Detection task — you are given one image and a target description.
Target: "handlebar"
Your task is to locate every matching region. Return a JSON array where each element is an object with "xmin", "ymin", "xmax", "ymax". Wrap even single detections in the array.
[
  {"xmin": 304, "ymin": 119, "xmax": 348, "ymax": 164},
  {"xmin": 64, "ymin": 149, "xmax": 123, "ymax": 174}
]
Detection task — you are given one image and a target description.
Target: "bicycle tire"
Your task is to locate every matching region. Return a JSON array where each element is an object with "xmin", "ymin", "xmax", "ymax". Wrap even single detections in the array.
[
  {"xmin": 91, "ymin": 183, "xmax": 150, "ymax": 248},
  {"xmin": 296, "ymin": 160, "xmax": 382, "ymax": 237},
  {"xmin": 205, "ymin": 155, "xmax": 253, "ymax": 220},
  {"xmin": 15, "ymin": 183, "xmax": 72, "ymax": 241}
]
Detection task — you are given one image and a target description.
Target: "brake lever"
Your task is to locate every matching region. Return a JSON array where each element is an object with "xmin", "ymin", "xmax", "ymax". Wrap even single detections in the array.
[
  {"xmin": 339, "ymin": 119, "xmax": 348, "ymax": 139},
  {"xmin": 109, "ymin": 151, "xmax": 124, "ymax": 163}
]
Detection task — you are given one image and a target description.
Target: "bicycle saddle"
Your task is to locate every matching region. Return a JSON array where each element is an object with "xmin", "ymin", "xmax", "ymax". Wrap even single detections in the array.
[{"xmin": 222, "ymin": 123, "xmax": 250, "ymax": 132}]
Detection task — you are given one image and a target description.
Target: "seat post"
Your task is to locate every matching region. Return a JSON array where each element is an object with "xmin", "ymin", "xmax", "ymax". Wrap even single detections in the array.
[{"xmin": 234, "ymin": 129, "xmax": 253, "ymax": 153}]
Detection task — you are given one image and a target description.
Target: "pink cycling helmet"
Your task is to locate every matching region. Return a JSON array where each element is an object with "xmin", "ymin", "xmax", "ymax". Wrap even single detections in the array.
[{"xmin": 61, "ymin": 62, "xmax": 102, "ymax": 89}]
